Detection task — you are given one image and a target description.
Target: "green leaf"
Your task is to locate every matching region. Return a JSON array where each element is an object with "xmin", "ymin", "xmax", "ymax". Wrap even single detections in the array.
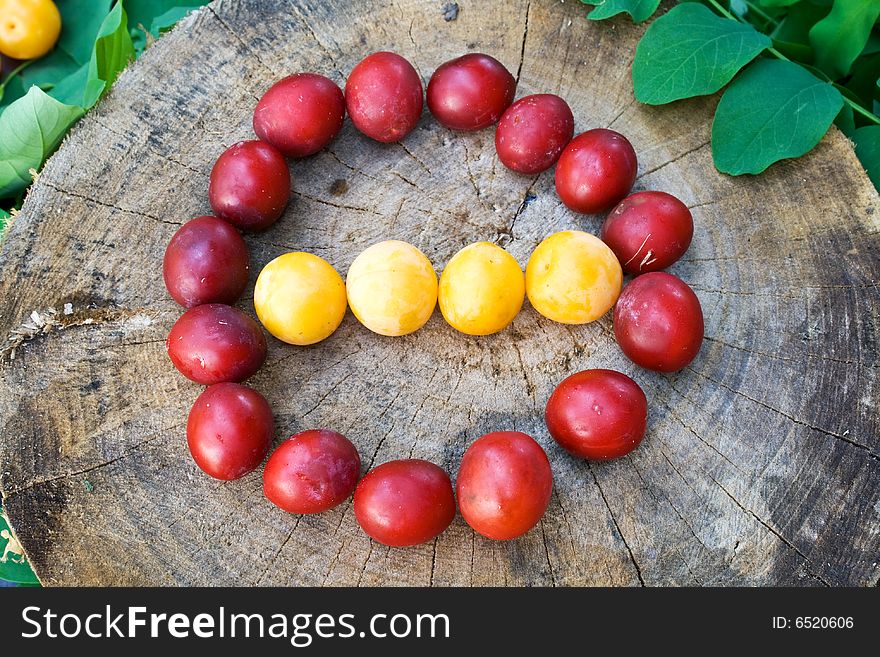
[
  {"xmin": 0, "ymin": 208, "xmax": 10, "ymax": 234},
  {"xmin": 844, "ymin": 53, "xmax": 880, "ymax": 117},
  {"xmin": 0, "ymin": 88, "xmax": 84, "ymax": 198},
  {"xmin": 124, "ymin": 0, "xmax": 203, "ymax": 33},
  {"xmin": 124, "ymin": 0, "xmax": 207, "ymax": 52},
  {"xmin": 834, "ymin": 104, "xmax": 855, "ymax": 137},
  {"xmin": 712, "ymin": 59, "xmax": 843, "ymax": 175},
  {"xmin": 0, "ymin": 72, "xmax": 28, "ymax": 108},
  {"xmin": 768, "ymin": 2, "xmax": 828, "ymax": 61},
  {"xmin": 852, "ymin": 125, "xmax": 880, "ymax": 191},
  {"xmin": 581, "ymin": 0, "xmax": 661, "ymax": 23},
  {"xmin": 771, "ymin": 37, "xmax": 812, "ymax": 62},
  {"xmin": 770, "ymin": 1, "xmax": 830, "ymax": 46},
  {"xmin": 52, "ymin": 2, "xmax": 135, "ymax": 109},
  {"xmin": 862, "ymin": 31, "xmax": 880, "ymax": 57},
  {"xmin": 799, "ymin": 62, "xmax": 832, "ymax": 82},
  {"xmin": 809, "ymin": 0, "xmax": 880, "ymax": 78},
  {"xmin": 632, "ymin": 3, "xmax": 771, "ymax": 105},
  {"xmin": 47, "ymin": 62, "xmax": 91, "ymax": 107},
  {"xmin": 758, "ymin": 0, "xmax": 800, "ymax": 6},
  {"xmin": 150, "ymin": 6, "xmax": 201, "ymax": 33},
  {"xmin": 83, "ymin": 2, "xmax": 135, "ymax": 108}
]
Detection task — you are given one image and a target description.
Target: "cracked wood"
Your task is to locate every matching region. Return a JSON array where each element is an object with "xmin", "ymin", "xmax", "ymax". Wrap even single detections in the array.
[{"xmin": 0, "ymin": 0, "xmax": 878, "ymax": 586}]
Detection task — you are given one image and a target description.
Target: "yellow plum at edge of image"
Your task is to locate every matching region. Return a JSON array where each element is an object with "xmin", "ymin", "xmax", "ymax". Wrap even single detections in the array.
[
  {"xmin": 346, "ymin": 240, "xmax": 438, "ymax": 336},
  {"xmin": 439, "ymin": 242, "xmax": 525, "ymax": 335},
  {"xmin": 0, "ymin": 0, "xmax": 61, "ymax": 60},
  {"xmin": 254, "ymin": 252, "xmax": 347, "ymax": 345},
  {"xmin": 526, "ymin": 230, "xmax": 622, "ymax": 324}
]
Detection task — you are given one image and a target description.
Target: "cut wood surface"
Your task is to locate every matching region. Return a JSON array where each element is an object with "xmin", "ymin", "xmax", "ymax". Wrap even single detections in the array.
[{"xmin": 1, "ymin": 0, "xmax": 878, "ymax": 586}]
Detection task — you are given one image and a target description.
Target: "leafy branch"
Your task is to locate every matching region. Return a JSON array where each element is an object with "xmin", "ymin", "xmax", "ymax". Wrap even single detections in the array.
[{"xmin": 581, "ymin": 0, "xmax": 880, "ymax": 189}]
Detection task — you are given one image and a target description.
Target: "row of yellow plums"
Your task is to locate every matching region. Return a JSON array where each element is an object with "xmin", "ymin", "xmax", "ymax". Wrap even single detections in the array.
[{"xmin": 254, "ymin": 230, "xmax": 623, "ymax": 344}]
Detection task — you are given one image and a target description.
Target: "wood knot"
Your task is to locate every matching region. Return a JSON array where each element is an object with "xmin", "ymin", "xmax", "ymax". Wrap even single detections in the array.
[
  {"xmin": 328, "ymin": 179, "xmax": 349, "ymax": 196},
  {"xmin": 442, "ymin": 3, "xmax": 459, "ymax": 22}
]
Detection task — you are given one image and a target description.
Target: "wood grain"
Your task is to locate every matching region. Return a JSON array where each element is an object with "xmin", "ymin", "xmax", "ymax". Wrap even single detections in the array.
[{"xmin": 0, "ymin": 0, "xmax": 878, "ymax": 586}]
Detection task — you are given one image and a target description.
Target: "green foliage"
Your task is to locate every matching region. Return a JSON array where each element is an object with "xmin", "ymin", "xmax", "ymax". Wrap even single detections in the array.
[
  {"xmin": 770, "ymin": 1, "xmax": 828, "ymax": 61},
  {"xmin": 712, "ymin": 59, "xmax": 843, "ymax": 174},
  {"xmin": 83, "ymin": 2, "xmax": 136, "ymax": 108},
  {"xmin": 0, "ymin": 63, "xmax": 29, "ymax": 105},
  {"xmin": 0, "ymin": 88, "xmax": 84, "ymax": 198},
  {"xmin": 126, "ymin": 1, "xmax": 207, "ymax": 54},
  {"xmin": 10, "ymin": 1, "xmax": 113, "ymax": 108},
  {"xmin": 0, "ymin": 0, "xmax": 209, "ymax": 207},
  {"xmin": 151, "ymin": 6, "xmax": 202, "ymax": 34},
  {"xmin": 584, "ymin": 0, "xmax": 880, "ymax": 187},
  {"xmin": 581, "ymin": 0, "xmax": 662, "ymax": 23},
  {"xmin": 0, "ymin": 208, "xmax": 9, "ymax": 235},
  {"xmin": 49, "ymin": 2, "xmax": 134, "ymax": 107},
  {"xmin": 633, "ymin": 4, "xmax": 771, "ymax": 104},
  {"xmin": 852, "ymin": 125, "xmax": 880, "ymax": 189},
  {"xmin": 809, "ymin": 0, "xmax": 880, "ymax": 78},
  {"xmin": 846, "ymin": 53, "xmax": 880, "ymax": 120}
]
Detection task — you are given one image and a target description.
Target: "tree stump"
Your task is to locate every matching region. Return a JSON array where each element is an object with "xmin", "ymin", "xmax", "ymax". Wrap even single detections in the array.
[{"xmin": 0, "ymin": 0, "xmax": 878, "ymax": 587}]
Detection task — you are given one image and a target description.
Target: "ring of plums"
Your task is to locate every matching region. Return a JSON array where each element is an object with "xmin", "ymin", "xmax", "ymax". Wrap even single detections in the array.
[{"xmin": 163, "ymin": 51, "xmax": 703, "ymax": 548}]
